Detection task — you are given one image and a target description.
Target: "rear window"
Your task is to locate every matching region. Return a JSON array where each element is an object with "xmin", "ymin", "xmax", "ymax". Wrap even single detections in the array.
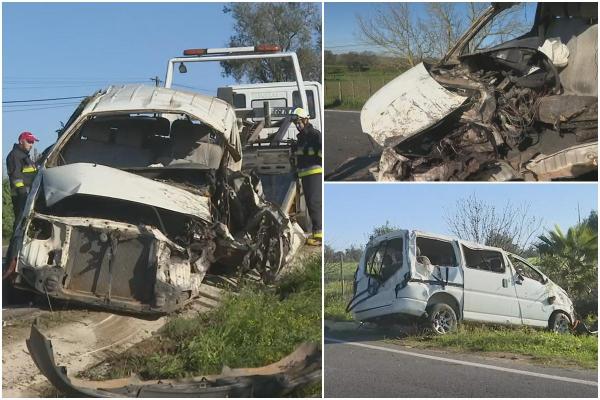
[{"xmin": 292, "ymin": 89, "xmax": 316, "ymax": 119}]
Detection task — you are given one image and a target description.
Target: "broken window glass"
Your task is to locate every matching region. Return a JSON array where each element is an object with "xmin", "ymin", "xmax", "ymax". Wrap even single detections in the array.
[
  {"xmin": 365, "ymin": 238, "xmax": 404, "ymax": 282},
  {"xmin": 462, "ymin": 246, "xmax": 506, "ymax": 273},
  {"xmin": 416, "ymin": 237, "xmax": 458, "ymax": 268}
]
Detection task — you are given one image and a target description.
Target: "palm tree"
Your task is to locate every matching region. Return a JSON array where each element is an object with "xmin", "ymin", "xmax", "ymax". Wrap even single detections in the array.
[{"xmin": 536, "ymin": 224, "xmax": 598, "ymax": 298}]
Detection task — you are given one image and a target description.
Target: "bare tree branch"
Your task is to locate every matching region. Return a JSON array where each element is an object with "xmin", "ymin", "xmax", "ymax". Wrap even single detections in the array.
[{"xmin": 444, "ymin": 193, "xmax": 543, "ymax": 254}]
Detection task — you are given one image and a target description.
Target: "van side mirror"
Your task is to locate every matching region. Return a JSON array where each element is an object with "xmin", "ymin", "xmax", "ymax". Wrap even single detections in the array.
[{"xmin": 516, "ymin": 274, "xmax": 524, "ymax": 285}]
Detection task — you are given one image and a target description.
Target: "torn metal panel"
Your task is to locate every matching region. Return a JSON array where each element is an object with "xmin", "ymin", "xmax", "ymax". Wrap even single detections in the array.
[
  {"xmin": 42, "ymin": 163, "xmax": 212, "ymax": 222},
  {"xmin": 18, "ymin": 213, "xmax": 207, "ymax": 313},
  {"xmin": 26, "ymin": 324, "xmax": 321, "ymax": 397},
  {"xmin": 360, "ymin": 63, "xmax": 468, "ymax": 147},
  {"xmin": 524, "ymin": 142, "xmax": 598, "ymax": 180}
]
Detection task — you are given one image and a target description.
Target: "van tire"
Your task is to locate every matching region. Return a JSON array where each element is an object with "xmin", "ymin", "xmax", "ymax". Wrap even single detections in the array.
[
  {"xmin": 549, "ymin": 311, "xmax": 571, "ymax": 334},
  {"xmin": 427, "ymin": 303, "xmax": 457, "ymax": 335}
]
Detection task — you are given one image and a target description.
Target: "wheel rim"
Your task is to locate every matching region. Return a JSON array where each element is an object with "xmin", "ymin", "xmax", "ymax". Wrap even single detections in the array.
[
  {"xmin": 432, "ymin": 309, "xmax": 454, "ymax": 334},
  {"xmin": 554, "ymin": 314, "xmax": 570, "ymax": 333}
]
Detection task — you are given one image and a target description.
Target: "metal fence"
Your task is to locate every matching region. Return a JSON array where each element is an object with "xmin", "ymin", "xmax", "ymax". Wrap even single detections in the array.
[
  {"xmin": 324, "ymin": 254, "xmax": 358, "ymax": 298},
  {"xmin": 324, "ymin": 77, "xmax": 395, "ymax": 106}
]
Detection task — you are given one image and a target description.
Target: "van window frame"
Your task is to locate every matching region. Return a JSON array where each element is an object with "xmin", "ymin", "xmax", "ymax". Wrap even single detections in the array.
[
  {"xmin": 415, "ymin": 236, "xmax": 459, "ymax": 268},
  {"xmin": 364, "ymin": 237, "xmax": 404, "ymax": 283},
  {"xmin": 508, "ymin": 254, "xmax": 545, "ymax": 284},
  {"xmin": 461, "ymin": 245, "xmax": 507, "ymax": 274}
]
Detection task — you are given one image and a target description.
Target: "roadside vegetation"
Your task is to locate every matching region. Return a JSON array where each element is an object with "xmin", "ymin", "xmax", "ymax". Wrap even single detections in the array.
[
  {"xmin": 395, "ymin": 323, "xmax": 598, "ymax": 370},
  {"xmin": 81, "ymin": 255, "xmax": 322, "ymax": 396},
  {"xmin": 3, "ymin": 179, "xmax": 15, "ymax": 243},
  {"xmin": 324, "ymin": 260, "xmax": 356, "ymax": 322}
]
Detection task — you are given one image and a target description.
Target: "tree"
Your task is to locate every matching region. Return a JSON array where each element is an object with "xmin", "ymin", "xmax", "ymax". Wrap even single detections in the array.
[
  {"xmin": 357, "ymin": 2, "xmax": 529, "ymax": 67},
  {"xmin": 583, "ymin": 210, "xmax": 598, "ymax": 233},
  {"xmin": 324, "ymin": 243, "xmax": 336, "ymax": 263},
  {"xmin": 536, "ymin": 223, "xmax": 598, "ymax": 299},
  {"xmin": 357, "ymin": 3, "xmax": 431, "ymax": 68},
  {"xmin": 221, "ymin": 3, "xmax": 321, "ymax": 83},
  {"xmin": 343, "ymin": 244, "xmax": 363, "ymax": 262},
  {"xmin": 370, "ymin": 220, "xmax": 400, "ymax": 240},
  {"xmin": 2, "ymin": 179, "xmax": 14, "ymax": 243},
  {"xmin": 444, "ymin": 193, "xmax": 542, "ymax": 254}
]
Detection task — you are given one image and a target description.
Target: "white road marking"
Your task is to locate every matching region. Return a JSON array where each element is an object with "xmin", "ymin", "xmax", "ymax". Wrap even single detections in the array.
[
  {"xmin": 324, "ymin": 109, "xmax": 360, "ymax": 114},
  {"xmin": 326, "ymin": 337, "xmax": 598, "ymax": 387}
]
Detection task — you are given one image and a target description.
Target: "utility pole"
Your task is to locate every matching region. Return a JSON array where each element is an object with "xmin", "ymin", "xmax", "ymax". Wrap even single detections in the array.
[{"xmin": 150, "ymin": 76, "xmax": 162, "ymax": 87}]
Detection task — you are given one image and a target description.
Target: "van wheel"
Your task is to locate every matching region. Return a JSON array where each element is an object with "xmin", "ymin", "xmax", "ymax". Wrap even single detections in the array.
[
  {"xmin": 427, "ymin": 303, "xmax": 457, "ymax": 335},
  {"xmin": 549, "ymin": 312, "xmax": 571, "ymax": 334}
]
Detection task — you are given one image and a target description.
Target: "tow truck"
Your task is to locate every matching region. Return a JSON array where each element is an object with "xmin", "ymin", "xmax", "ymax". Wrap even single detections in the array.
[{"xmin": 164, "ymin": 45, "xmax": 323, "ymax": 231}]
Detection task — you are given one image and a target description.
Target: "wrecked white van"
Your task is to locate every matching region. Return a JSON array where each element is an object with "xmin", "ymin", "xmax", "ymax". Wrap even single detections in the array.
[
  {"xmin": 7, "ymin": 84, "xmax": 304, "ymax": 314},
  {"xmin": 362, "ymin": 2, "xmax": 598, "ymax": 181},
  {"xmin": 347, "ymin": 230, "xmax": 575, "ymax": 334}
]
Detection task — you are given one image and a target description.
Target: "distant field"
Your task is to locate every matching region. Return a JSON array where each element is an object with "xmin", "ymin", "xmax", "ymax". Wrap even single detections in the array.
[{"xmin": 324, "ymin": 64, "xmax": 406, "ymax": 110}]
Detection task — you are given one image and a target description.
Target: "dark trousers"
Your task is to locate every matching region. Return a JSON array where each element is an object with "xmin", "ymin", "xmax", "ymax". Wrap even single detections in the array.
[
  {"xmin": 301, "ymin": 173, "xmax": 322, "ymax": 234},
  {"xmin": 11, "ymin": 194, "xmax": 27, "ymax": 233}
]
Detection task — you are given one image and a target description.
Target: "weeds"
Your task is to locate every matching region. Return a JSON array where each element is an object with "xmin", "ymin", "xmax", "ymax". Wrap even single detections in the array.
[
  {"xmin": 394, "ymin": 323, "xmax": 598, "ymax": 369},
  {"xmin": 83, "ymin": 255, "xmax": 322, "ymax": 397}
]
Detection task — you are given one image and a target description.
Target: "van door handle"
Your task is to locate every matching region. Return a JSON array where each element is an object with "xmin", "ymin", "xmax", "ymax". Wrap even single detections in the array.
[{"xmin": 502, "ymin": 278, "xmax": 508, "ymax": 288}]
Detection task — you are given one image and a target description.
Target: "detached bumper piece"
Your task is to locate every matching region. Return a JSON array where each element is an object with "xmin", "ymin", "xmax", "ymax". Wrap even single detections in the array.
[{"xmin": 26, "ymin": 324, "xmax": 321, "ymax": 397}]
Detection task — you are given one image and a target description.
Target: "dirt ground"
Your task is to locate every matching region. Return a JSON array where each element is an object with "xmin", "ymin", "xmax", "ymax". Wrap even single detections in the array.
[{"xmin": 2, "ymin": 307, "xmax": 167, "ymax": 397}]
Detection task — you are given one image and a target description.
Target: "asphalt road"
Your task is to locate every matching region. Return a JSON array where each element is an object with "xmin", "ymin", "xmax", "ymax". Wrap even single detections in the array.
[
  {"xmin": 325, "ymin": 337, "xmax": 598, "ymax": 397},
  {"xmin": 324, "ymin": 110, "xmax": 381, "ymax": 181}
]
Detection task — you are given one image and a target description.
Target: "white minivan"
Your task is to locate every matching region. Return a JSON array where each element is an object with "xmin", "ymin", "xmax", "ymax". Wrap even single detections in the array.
[{"xmin": 347, "ymin": 230, "xmax": 575, "ymax": 334}]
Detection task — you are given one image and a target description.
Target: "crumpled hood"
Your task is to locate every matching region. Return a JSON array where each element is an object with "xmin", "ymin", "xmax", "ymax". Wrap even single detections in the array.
[
  {"xmin": 360, "ymin": 63, "xmax": 468, "ymax": 147},
  {"xmin": 42, "ymin": 163, "xmax": 211, "ymax": 222}
]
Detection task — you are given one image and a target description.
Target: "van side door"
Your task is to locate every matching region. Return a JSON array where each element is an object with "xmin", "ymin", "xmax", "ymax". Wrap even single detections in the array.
[
  {"xmin": 508, "ymin": 254, "xmax": 550, "ymax": 327},
  {"xmin": 348, "ymin": 236, "xmax": 406, "ymax": 320},
  {"xmin": 461, "ymin": 245, "xmax": 521, "ymax": 324}
]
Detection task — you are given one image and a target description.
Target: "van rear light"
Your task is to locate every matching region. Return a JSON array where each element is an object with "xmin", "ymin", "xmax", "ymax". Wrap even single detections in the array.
[
  {"xmin": 183, "ymin": 48, "xmax": 207, "ymax": 56},
  {"xmin": 255, "ymin": 44, "xmax": 280, "ymax": 52}
]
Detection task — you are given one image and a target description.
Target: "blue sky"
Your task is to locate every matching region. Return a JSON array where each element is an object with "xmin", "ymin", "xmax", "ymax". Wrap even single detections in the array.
[
  {"xmin": 325, "ymin": 2, "xmax": 537, "ymax": 54},
  {"xmin": 325, "ymin": 183, "xmax": 598, "ymax": 251},
  {"xmin": 2, "ymin": 2, "xmax": 239, "ymax": 165}
]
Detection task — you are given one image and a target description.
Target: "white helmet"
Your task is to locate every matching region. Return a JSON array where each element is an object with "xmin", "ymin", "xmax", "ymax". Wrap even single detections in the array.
[{"xmin": 291, "ymin": 107, "xmax": 310, "ymax": 119}]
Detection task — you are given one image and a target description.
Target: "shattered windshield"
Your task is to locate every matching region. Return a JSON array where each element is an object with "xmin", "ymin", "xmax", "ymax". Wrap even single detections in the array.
[{"xmin": 56, "ymin": 113, "xmax": 224, "ymax": 170}]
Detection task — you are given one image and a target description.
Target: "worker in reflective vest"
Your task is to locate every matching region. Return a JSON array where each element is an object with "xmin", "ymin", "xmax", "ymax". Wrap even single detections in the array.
[
  {"xmin": 6, "ymin": 131, "xmax": 39, "ymax": 229},
  {"xmin": 291, "ymin": 108, "xmax": 322, "ymax": 246}
]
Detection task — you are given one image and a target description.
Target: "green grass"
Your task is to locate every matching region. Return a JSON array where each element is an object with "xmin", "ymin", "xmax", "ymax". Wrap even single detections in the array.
[
  {"xmin": 395, "ymin": 324, "xmax": 598, "ymax": 369},
  {"xmin": 82, "ymin": 255, "xmax": 322, "ymax": 396},
  {"xmin": 324, "ymin": 280, "xmax": 353, "ymax": 322},
  {"xmin": 324, "ymin": 262, "xmax": 356, "ymax": 321},
  {"xmin": 324, "ymin": 64, "xmax": 407, "ymax": 110}
]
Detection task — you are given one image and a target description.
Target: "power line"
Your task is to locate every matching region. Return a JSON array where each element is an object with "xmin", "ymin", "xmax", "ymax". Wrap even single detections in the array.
[
  {"xmin": 3, "ymin": 103, "xmax": 81, "ymax": 113},
  {"xmin": 3, "ymin": 95, "xmax": 88, "ymax": 104}
]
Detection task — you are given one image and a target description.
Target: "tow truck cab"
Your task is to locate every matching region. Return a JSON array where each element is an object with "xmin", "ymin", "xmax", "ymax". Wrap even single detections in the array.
[{"xmin": 165, "ymin": 46, "xmax": 323, "ymax": 231}]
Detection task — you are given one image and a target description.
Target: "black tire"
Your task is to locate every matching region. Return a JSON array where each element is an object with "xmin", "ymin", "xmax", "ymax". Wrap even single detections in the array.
[
  {"xmin": 427, "ymin": 303, "xmax": 457, "ymax": 335},
  {"xmin": 549, "ymin": 311, "xmax": 571, "ymax": 334}
]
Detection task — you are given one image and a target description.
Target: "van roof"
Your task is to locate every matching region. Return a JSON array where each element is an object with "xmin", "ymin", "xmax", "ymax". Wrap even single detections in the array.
[
  {"xmin": 81, "ymin": 84, "xmax": 239, "ymax": 146},
  {"xmin": 369, "ymin": 228, "xmax": 506, "ymax": 253}
]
